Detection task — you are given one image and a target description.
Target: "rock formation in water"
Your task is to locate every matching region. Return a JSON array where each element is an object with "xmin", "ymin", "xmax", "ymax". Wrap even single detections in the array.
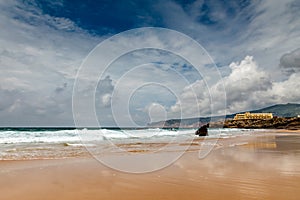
[{"xmin": 195, "ymin": 123, "xmax": 209, "ymax": 136}]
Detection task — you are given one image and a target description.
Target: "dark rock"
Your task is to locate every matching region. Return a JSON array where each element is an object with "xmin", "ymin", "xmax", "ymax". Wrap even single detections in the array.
[{"xmin": 195, "ymin": 123, "xmax": 209, "ymax": 136}]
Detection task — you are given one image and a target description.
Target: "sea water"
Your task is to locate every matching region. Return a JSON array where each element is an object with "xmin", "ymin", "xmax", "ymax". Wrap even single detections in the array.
[{"xmin": 0, "ymin": 127, "xmax": 259, "ymax": 160}]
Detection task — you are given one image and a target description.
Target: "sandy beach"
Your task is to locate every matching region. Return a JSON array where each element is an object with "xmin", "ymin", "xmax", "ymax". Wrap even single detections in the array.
[{"xmin": 1, "ymin": 130, "xmax": 300, "ymax": 200}]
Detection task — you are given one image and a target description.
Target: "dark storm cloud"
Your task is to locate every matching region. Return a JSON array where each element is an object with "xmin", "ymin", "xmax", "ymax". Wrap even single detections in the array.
[{"xmin": 280, "ymin": 48, "xmax": 300, "ymax": 75}]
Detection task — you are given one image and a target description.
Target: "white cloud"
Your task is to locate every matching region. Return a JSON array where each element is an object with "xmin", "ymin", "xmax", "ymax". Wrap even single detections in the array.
[
  {"xmin": 169, "ymin": 55, "xmax": 300, "ymax": 117},
  {"xmin": 0, "ymin": 0, "xmax": 299, "ymax": 126},
  {"xmin": 170, "ymin": 79, "xmax": 208, "ymax": 117},
  {"xmin": 224, "ymin": 56, "xmax": 272, "ymax": 104},
  {"xmin": 157, "ymin": 0, "xmax": 300, "ymax": 80},
  {"xmin": 0, "ymin": 0, "xmax": 101, "ymax": 126},
  {"xmin": 73, "ymin": 27, "xmax": 223, "ymax": 126},
  {"xmin": 271, "ymin": 73, "xmax": 300, "ymax": 103}
]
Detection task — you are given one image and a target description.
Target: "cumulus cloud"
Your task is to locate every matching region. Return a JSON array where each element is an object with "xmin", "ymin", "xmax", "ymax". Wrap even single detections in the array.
[
  {"xmin": 223, "ymin": 56, "xmax": 272, "ymax": 109},
  {"xmin": 169, "ymin": 55, "xmax": 299, "ymax": 117},
  {"xmin": 271, "ymin": 73, "xmax": 300, "ymax": 103},
  {"xmin": 280, "ymin": 48, "xmax": 300, "ymax": 75}
]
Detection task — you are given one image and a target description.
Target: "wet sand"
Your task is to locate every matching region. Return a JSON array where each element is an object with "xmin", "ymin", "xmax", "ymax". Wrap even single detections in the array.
[{"xmin": 1, "ymin": 131, "xmax": 300, "ymax": 200}]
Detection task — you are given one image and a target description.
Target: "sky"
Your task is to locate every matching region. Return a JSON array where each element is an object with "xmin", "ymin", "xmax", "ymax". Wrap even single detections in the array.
[{"xmin": 0, "ymin": 0, "xmax": 299, "ymax": 127}]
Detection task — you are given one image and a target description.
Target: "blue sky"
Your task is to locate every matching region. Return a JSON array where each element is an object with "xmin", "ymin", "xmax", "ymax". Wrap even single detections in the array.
[{"xmin": 0, "ymin": 0, "xmax": 299, "ymax": 126}]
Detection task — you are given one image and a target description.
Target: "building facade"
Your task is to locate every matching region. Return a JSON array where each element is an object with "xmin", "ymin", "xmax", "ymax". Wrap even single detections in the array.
[{"xmin": 234, "ymin": 112, "xmax": 273, "ymax": 120}]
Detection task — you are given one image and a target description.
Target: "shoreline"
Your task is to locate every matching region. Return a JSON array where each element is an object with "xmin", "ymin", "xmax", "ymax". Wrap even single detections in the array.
[{"xmin": 0, "ymin": 128, "xmax": 298, "ymax": 161}]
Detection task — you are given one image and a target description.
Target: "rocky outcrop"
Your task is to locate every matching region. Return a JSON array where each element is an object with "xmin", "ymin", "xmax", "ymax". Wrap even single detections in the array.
[
  {"xmin": 195, "ymin": 123, "xmax": 209, "ymax": 136},
  {"xmin": 222, "ymin": 117, "xmax": 300, "ymax": 130}
]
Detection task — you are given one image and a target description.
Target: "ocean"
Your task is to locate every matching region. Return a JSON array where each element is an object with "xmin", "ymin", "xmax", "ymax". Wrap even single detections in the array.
[{"xmin": 0, "ymin": 128, "xmax": 259, "ymax": 160}]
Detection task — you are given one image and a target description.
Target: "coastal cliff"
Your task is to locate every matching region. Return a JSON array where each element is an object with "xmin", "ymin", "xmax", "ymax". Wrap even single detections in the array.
[{"xmin": 221, "ymin": 117, "xmax": 300, "ymax": 130}]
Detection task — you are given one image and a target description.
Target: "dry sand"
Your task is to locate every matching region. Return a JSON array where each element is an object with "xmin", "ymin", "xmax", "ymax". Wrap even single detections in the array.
[{"xmin": 1, "ymin": 131, "xmax": 300, "ymax": 200}]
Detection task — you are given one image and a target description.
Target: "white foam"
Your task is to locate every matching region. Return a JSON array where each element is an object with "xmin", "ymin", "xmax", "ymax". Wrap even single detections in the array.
[
  {"xmin": 0, "ymin": 128, "xmax": 260, "ymax": 145},
  {"xmin": 64, "ymin": 143, "xmax": 95, "ymax": 147}
]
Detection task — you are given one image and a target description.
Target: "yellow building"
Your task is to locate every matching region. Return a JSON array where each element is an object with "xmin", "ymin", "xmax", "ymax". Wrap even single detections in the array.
[{"xmin": 234, "ymin": 112, "xmax": 273, "ymax": 120}]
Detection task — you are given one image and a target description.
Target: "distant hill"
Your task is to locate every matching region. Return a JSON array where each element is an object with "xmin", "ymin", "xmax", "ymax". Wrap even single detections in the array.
[
  {"xmin": 148, "ymin": 103, "xmax": 300, "ymax": 128},
  {"xmin": 247, "ymin": 103, "xmax": 300, "ymax": 117}
]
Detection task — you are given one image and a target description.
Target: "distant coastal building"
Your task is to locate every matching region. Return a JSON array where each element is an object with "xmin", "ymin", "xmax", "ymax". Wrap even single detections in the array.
[{"xmin": 234, "ymin": 112, "xmax": 273, "ymax": 120}]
